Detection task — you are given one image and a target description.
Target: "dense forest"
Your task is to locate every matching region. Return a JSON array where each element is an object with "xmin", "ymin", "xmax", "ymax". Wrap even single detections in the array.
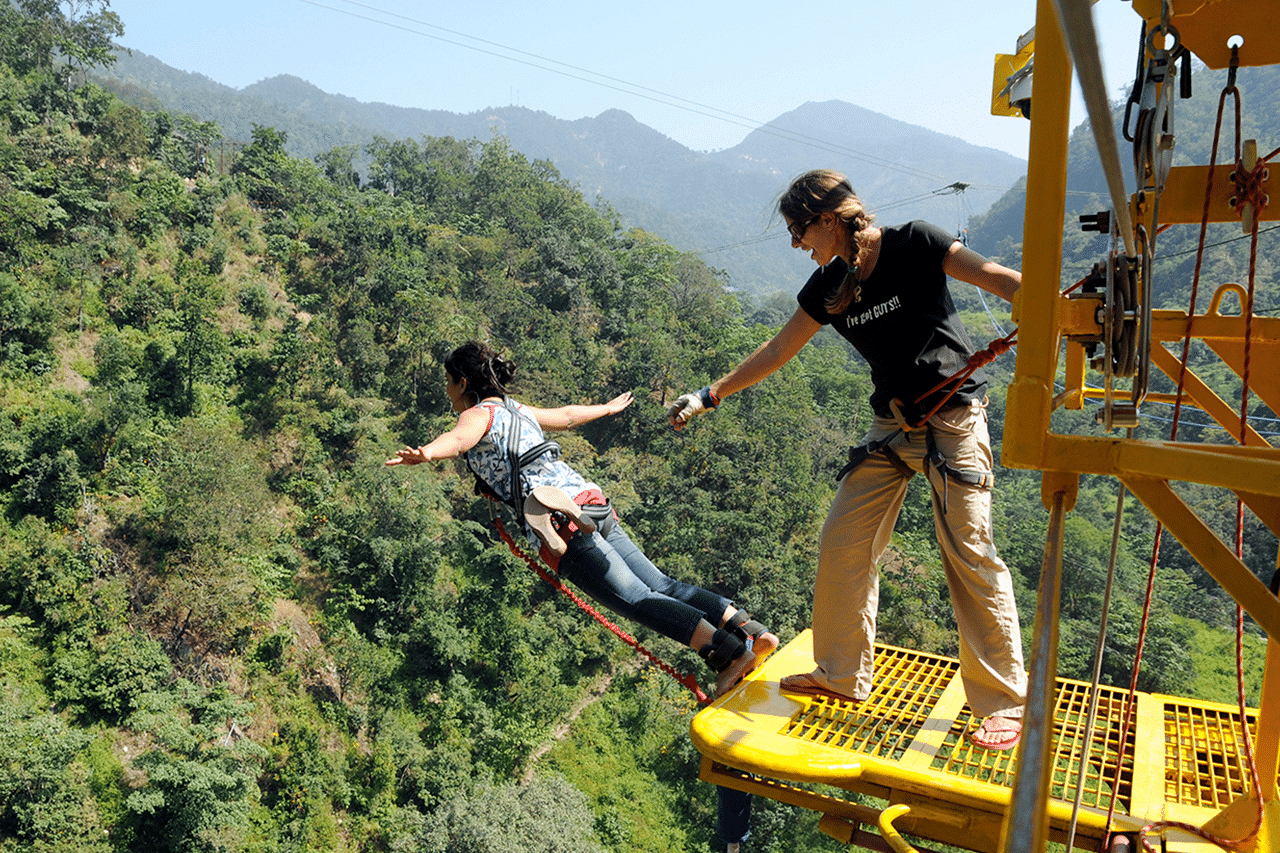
[{"xmin": 0, "ymin": 3, "xmax": 1274, "ymax": 853}]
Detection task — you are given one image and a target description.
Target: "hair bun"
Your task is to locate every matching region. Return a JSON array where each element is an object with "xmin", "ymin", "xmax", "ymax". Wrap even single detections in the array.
[{"xmin": 492, "ymin": 356, "xmax": 516, "ymax": 386}]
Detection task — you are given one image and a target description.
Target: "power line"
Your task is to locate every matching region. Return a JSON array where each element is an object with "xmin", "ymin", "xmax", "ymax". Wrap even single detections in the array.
[
  {"xmin": 298, "ymin": 0, "xmax": 955, "ymax": 184},
  {"xmin": 696, "ymin": 181, "xmax": 1004, "ymax": 255}
]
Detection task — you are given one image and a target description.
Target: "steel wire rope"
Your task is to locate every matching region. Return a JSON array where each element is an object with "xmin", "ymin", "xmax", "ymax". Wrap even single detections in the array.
[
  {"xmin": 693, "ymin": 181, "xmax": 989, "ymax": 255},
  {"xmin": 1049, "ymin": 0, "xmax": 1137, "ymax": 256},
  {"xmin": 301, "ymin": 0, "xmax": 953, "ymax": 183},
  {"xmin": 1063, "ymin": 468, "xmax": 1128, "ymax": 853},
  {"xmin": 1096, "ymin": 46, "xmax": 1268, "ymax": 852}
]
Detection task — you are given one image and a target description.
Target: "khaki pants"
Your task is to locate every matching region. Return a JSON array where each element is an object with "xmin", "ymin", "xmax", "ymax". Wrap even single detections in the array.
[{"xmin": 810, "ymin": 400, "xmax": 1027, "ymax": 718}]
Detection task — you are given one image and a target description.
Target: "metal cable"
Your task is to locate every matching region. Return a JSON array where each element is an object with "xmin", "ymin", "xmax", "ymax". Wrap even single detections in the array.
[{"xmin": 1049, "ymin": 0, "xmax": 1137, "ymax": 256}]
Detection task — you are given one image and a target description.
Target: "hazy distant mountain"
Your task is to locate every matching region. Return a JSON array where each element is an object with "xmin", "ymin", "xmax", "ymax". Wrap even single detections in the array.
[{"xmin": 97, "ymin": 47, "xmax": 1028, "ymax": 299}]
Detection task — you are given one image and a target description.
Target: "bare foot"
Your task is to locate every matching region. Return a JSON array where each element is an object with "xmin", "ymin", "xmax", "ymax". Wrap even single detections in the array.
[
  {"xmin": 750, "ymin": 630, "xmax": 779, "ymax": 659},
  {"xmin": 778, "ymin": 672, "xmax": 859, "ymax": 704},
  {"xmin": 716, "ymin": 650, "xmax": 760, "ymax": 698}
]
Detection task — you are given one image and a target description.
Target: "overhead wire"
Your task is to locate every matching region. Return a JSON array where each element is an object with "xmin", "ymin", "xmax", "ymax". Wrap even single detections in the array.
[
  {"xmin": 309, "ymin": 2, "xmax": 1277, "ymax": 444},
  {"xmin": 299, "ymin": 0, "xmax": 955, "ymax": 184}
]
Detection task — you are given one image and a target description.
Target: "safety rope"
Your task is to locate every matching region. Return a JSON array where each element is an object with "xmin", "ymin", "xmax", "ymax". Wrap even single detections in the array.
[
  {"xmin": 491, "ymin": 517, "xmax": 711, "ymax": 706},
  {"xmin": 907, "ymin": 330, "xmax": 1018, "ymax": 428},
  {"xmin": 1098, "ymin": 50, "xmax": 1268, "ymax": 851},
  {"xmin": 1063, "ymin": 467, "xmax": 1130, "ymax": 853}
]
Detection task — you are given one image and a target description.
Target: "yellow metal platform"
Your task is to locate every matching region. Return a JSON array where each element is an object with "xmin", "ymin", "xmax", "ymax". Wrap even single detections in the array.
[{"xmin": 693, "ymin": 631, "xmax": 1271, "ymax": 852}]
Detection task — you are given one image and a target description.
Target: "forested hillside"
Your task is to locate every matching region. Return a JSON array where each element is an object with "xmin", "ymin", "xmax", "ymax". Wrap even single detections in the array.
[
  {"xmin": 93, "ymin": 48, "xmax": 1027, "ymax": 300},
  {"xmin": 0, "ymin": 4, "xmax": 1271, "ymax": 853}
]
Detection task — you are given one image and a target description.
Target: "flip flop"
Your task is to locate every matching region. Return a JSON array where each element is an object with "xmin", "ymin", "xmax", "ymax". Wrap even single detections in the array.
[
  {"xmin": 778, "ymin": 672, "xmax": 859, "ymax": 704},
  {"xmin": 969, "ymin": 715, "xmax": 1022, "ymax": 751},
  {"xmin": 524, "ymin": 486, "xmax": 596, "ymax": 556}
]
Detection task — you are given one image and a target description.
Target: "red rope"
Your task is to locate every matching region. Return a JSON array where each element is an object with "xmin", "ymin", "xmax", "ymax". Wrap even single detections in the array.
[
  {"xmin": 492, "ymin": 517, "xmax": 711, "ymax": 705},
  {"xmin": 1104, "ymin": 68, "xmax": 1265, "ymax": 853},
  {"xmin": 1103, "ymin": 80, "xmax": 1236, "ymax": 848},
  {"xmin": 908, "ymin": 330, "xmax": 1018, "ymax": 427}
]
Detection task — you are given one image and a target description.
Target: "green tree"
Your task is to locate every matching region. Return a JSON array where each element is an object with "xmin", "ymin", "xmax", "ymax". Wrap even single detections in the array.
[
  {"xmin": 417, "ymin": 777, "xmax": 605, "ymax": 853},
  {"xmin": 0, "ymin": 0, "xmax": 121, "ymax": 79},
  {"xmin": 172, "ymin": 265, "xmax": 229, "ymax": 415}
]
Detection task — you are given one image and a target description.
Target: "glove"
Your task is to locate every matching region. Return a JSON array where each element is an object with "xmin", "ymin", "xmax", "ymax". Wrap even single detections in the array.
[{"xmin": 667, "ymin": 386, "xmax": 719, "ymax": 429}]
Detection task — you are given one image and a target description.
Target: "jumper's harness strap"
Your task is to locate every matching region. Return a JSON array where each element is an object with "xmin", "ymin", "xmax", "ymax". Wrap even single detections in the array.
[
  {"xmin": 834, "ymin": 330, "xmax": 1013, "ymax": 506},
  {"xmin": 487, "ymin": 403, "xmax": 705, "ymax": 704},
  {"xmin": 502, "ymin": 397, "xmax": 561, "ymax": 512}
]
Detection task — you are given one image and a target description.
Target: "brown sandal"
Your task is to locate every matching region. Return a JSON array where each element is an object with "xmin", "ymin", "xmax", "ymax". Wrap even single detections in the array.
[
  {"xmin": 523, "ymin": 486, "xmax": 596, "ymax": 556},
  {"xmin": 778, "ymin": 672, "xmax": 859, "ymax": 704},
  {"xmin": 969, "ymin": 716, "xmax": 1022, "ymax": 751}
]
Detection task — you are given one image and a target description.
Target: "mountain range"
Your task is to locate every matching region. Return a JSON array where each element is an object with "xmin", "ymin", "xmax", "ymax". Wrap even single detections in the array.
[{"xmin": 95, "ymin": 47, "xmax": 1030, "ymax": 299}]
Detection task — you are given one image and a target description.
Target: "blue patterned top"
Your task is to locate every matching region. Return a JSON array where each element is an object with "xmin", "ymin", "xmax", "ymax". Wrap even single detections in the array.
[{"xmin": 464, "ymin": 399, "xmax": 596, "ymax": 545}]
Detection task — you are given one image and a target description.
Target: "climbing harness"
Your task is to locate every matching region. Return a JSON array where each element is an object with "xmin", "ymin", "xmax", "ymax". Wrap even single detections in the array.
[
  {"xmin": 833, "ymin": 331, "xmax": 1014, "ymax": 514},
  {"xmin": 476, "ymin": 397, "xmax": 714, "ymax": 705},
  {"xmin": 470, "ymin": 396, "xmax": 614, "ymax": 545}
]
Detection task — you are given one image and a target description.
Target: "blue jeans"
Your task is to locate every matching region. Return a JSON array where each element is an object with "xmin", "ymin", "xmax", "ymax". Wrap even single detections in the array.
[
  {"xmin": 557, "ymin": 515, "xmax": 730, "ymax": 645},
  {"xmin": 717, "ymin": 786, "xmax": 752, "ymax": 845}
]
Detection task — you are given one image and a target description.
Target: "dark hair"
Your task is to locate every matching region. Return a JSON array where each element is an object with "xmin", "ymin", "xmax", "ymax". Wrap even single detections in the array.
[
  {"xmin": 779, "ymin": 170, "xmax": 876, "ymax": 313},
  {"xmin": 443, "ymin": 341, "xmax": 516, "ymax": 405}
]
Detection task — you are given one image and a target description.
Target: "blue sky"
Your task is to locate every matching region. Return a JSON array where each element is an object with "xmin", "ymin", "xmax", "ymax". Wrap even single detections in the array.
[{"xmin": 107, "ymin": 0, "xmax": 1143, "ymax": 160}]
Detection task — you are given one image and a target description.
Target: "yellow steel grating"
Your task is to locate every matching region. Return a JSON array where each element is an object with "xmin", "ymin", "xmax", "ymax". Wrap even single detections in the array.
[
  {"xmin": 1048, "ymin": 682, "xmax": 1133, "ymax": 812},
  {"xmin": 1163, "ymin": 701, "xmax": 1260, "ymax": 809},
  {"xmin": 926, "ymin": 679, "xmax": 1134, "ymax": 810},
  {"xmin": 782, "ymin": 646, "xmax": 959, "ymax": 761}
]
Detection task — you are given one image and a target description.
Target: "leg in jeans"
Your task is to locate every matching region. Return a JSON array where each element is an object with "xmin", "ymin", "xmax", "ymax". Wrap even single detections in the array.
[
  {"xmin": 602, "ymin": 520, "xmax": 733, "ymax": 627},
  {"xmin": 557, "ymin": 523, "xmax": 729, "ymax": 646}
]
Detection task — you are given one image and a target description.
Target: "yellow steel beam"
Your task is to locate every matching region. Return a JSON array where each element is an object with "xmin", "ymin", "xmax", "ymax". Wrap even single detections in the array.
[
  {"xmin": 1260, "ymin": 640, "xmax": 1280, "ymax": 802},
  {"xmin": 1004, "ymin": 0, "xmax": 1074, "ymax": 473},
  {"xmin": 1238, "ymin": 491, "xmax": 1280, "ymax": 540},
  {"xmin": 1259, "ymin": 548, "xmax": 1280, "ymax": 806},
  {"xmin": 1032, "ymin": 434, "xmax": 1280, "ymax": 498},
  {"xmin": 1122, "ymin": 476, "xmax": 1280, "ymax": 640},
  {"xmin": 1204, "ymin": 337, "xmax": 1280, "ymax": 424},
  {"xmin": 1141, "ymin": 165, "xmax": 1279, "ymax": 228},
  {"xmin": 1131, "ymin": 0, "xmax": 1280, "ymax": 69},
  {"xmin": 1055, "ymin": 307, "xmax": 1280, "ymax": 347},
  {"xmin": 1148, "ymin": 343, "xmax": 1270, "ymax": 446},
  {"xmin": 1150, "ymin": 311, "xmax": 1280, "ymax": 346}
]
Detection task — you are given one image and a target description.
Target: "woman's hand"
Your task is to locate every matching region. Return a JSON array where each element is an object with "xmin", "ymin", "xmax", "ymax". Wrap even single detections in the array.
[
  {"xmin": 603, "ymin": 391, "xmax": 634, "ymax": 414},
  {"xmin": 385, "ymin": 446, "xmax": 431, "ymax": 466}
]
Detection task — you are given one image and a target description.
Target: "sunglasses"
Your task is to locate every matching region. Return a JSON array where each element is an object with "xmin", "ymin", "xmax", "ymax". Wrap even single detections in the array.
[{"xmin": 787, "ymin": 214, "xmax": 820, "ymax": 243}]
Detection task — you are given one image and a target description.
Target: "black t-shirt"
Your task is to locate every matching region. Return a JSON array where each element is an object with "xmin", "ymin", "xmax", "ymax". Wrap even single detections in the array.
[{"xmin": 796, "ymin": 221, "xmax": 987, "ymax": 419}]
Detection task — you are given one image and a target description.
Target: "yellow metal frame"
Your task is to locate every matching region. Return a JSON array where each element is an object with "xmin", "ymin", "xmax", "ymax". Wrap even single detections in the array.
[
  {"xmin": 692, "ymin": 632, "xmax": 1277, "ymax": 852},
  {"xmin": 1002, "ymin": 0, "xmax": 1279, "ymax": 849},
  {"xmin": 692, "ymin": 1, "xmax": 1280, "ymax": 850}
]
